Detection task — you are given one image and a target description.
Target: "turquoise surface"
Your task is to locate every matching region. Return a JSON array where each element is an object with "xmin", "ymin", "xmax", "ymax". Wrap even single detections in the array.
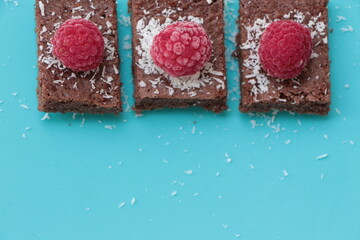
[{"xmin": 0, "ymin": 0, "xmax": 359, "ymax": 239}]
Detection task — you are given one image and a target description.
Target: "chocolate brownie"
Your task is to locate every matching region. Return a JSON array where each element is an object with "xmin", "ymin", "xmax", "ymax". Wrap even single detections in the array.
[
  {"xmin": 129, "ymin": 0, "xmax": 228, "ymax": 113},
  {"xmin": 36, "ymin": 0, "xmax": 122, "ymax": 114},
  {"xmin": 236, "ymin": 0, "xmax": 331, "ymax": 115}
]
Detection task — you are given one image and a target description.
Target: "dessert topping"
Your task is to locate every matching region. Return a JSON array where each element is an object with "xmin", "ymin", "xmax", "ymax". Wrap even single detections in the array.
[
  {"xmin": 52, "ymin": 19, "xmax": 104, "ymax": 72},
  {"xmin": 150, "ymin": 21, "xmax": 212, "ymax": 78},
  {"xmin": 259, "ymin": 20, "xmax": 312, "ymax": 80}
]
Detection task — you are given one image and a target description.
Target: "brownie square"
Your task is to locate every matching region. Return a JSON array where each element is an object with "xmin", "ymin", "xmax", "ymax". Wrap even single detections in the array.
[
  {"xmin": 36, "ymin": 0, "xmax": 122, "ymax": 114},
  {"xmin": 129, "ymin": 0, "xmax": 228, "ymax": 113},
  {"xmin": 237, "ymin": 0, "xmax": 331, "ymax": 115}
]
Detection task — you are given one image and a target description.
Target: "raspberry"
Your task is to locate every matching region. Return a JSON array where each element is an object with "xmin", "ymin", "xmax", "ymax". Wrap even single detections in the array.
[
  {"xmin": 150, "ymin": 21, "xmax": 212, "ymax": 77},
  {"xmin": 52, "ymin": 19, "xmax": 104, "ymax": 72},
  {"xmin": 259, "ymin": 20, "xmax": 312, "ymax": 79}
]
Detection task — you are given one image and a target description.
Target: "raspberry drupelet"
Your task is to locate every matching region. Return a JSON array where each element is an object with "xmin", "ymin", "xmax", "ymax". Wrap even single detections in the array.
[
  {"xmin": 52, "ymin": 19, "xmax": 105, "ymax": 72},
  {"xmin": 259, "ymin": 20, "xmax": 312, "ymax": 80},
  {"xmin": 150, "ymin": 21, "xmax": 212, "ymax": 78}
]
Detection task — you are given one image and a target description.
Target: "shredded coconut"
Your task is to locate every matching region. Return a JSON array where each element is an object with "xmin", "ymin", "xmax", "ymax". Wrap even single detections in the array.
[
  {"xmin": 41, "ymin": 113, "xmax": 51, "ymax": 121},
  {"xmin": 316, "ymin": 154, "xmax": 329, "ymax": 160},
  {"xmin": 38, "ymin": 1, "xmax": 45, "ymax": 16},
  {"xmin": 184, "ymin": 170, "xmax": 193, "ymax": 175},
  {"xmin": 340, "ymin": 25, "xmax": 354, "ymax": 32},
  {"xmin": 118, "ymin": 202, "xmax": 126, "ymax": 208}
]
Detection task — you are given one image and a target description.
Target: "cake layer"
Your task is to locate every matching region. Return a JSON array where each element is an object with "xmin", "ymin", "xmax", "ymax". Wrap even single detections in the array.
[
  {"xmin": 237, "ymin": 0, "xmax": 331, "ymax": 115},
  {"xmin": 36, "ymin": 0, "xmax": 122, "ymax": 114},
  {"xmin": 129, "ymin": 0, "xmax": 228, "ymax": 113}
]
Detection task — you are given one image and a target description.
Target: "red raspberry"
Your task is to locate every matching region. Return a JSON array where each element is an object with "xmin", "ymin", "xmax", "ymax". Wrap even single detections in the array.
[
  {"xmin": 150, "ymin": 21, "xmax": 212, "ymax": 77},
  {"xmin": 259, "ymin": 20, "xmax": 312, "ymax": 79},
  {"xmin": 52, "ymin": 19, "xmax": 104, "ymax": 72}
]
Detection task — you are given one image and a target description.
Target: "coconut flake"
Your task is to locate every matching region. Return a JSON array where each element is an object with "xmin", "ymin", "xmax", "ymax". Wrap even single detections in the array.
[
  {"xmin": 118, "ymin": 202, "xmax": 126, "ymax": 208},
  {"xmin": 341, "ymin": 26, "xmax": 354, "ymax": 32},
  {"xmin": 315, "ymin": 154, "xmax": 329, "ymax": 160},
  {"xmin": 38, "ymin": 1, "xmax": 45, "ymax": 16},
  {"xmin": 184, "ymin": 170, "xmax": 193, "ymax": 175},
  {"xmin": 139, "ymin": 81, "xmax": 147, "ymax": 87},
  {"xmin": 20, "ymin": 104, "xmax": 30, "ymax": 110},
  {"xmin": 41, "ymin": 113, "xmax": 51, "ymax": 121}
]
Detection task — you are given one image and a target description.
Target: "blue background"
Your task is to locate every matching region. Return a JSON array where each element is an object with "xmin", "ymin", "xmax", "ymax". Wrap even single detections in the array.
[{"xmin": 0, "ymin": 0, "xmax": 359, "ymax": 239}]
